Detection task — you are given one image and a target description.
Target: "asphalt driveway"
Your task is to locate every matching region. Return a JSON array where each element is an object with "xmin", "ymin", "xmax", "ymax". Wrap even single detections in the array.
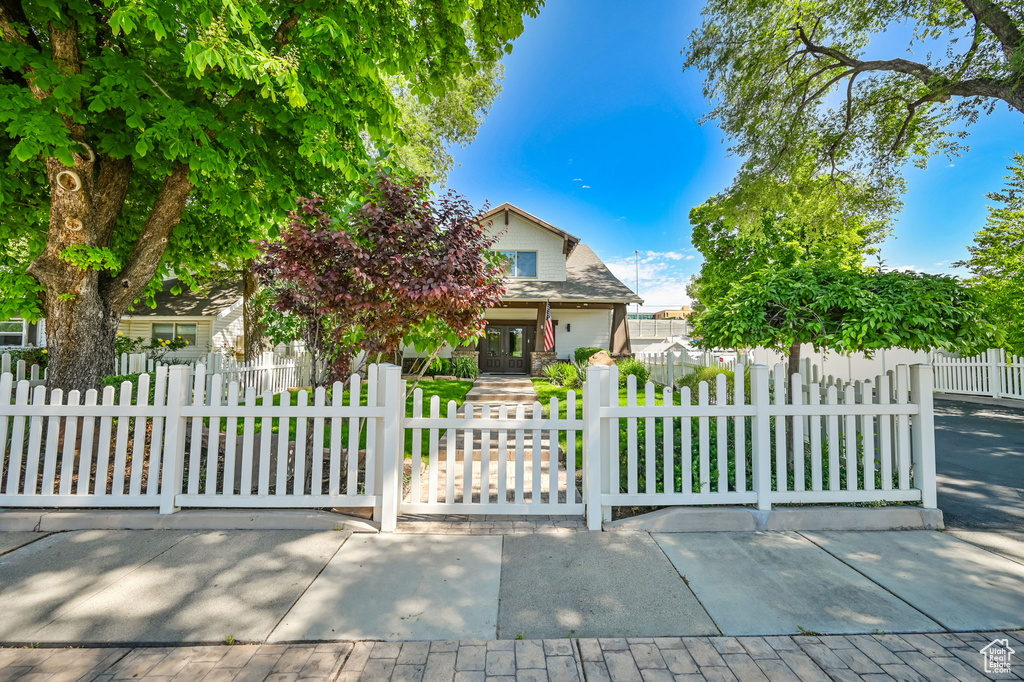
[{"xmin": 934, "ymin": 397, "xmax": 1024, "ymax": 529}]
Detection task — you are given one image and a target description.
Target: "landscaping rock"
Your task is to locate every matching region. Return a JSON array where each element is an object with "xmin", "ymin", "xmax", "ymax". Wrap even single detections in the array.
[{"xmin": 588, "ymin": 351, "xmax": 615, "ymax": 366}]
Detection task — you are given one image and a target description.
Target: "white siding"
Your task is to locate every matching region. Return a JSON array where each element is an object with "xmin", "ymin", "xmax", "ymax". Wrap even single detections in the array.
[
  {"xmin": 117, "ymin": 317, "xmax": 212, "ymax": 361},
  {"xmin": 553, "ymin": 309, "xmax": 611, "ymax": 361},
  {"xmin": 212, "ymin": 300, "xmax": 245, "ymax": 352},
  {"xmin": 484, "ymin": 212, "xmax": 566, "ymax": 282}
]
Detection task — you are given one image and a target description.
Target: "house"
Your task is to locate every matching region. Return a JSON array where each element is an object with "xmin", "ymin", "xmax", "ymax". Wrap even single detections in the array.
[
  {"xmin": 439, "ymin": 203, "xmax": 643, "ymax": 376},
  {"xmin": 7, "ymin": 204, "xmax": 641, "ymax": 377},
  {"xmin": 0, "ymin": 318, "xmax": 44, "ymax": 348},
  {"xmin": 117, "ymin": 279, "xmax": 247, "ymax": 360}
]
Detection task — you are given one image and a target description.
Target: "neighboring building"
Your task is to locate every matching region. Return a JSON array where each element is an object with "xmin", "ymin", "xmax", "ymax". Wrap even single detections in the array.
[
  {"xmin": 117, "ymin": 279, "xmax": 247, "ymax": 360},
  {"xmin": 653, "ymin": 306, "xmax": 692, "ymax": 319},
  {"xmin": 627, "ymin": 312, "xmax": 655, "ymax": 320},
  {"xmin": 0, "ymin": 318, "xmax": 44, "ymax": 347}
]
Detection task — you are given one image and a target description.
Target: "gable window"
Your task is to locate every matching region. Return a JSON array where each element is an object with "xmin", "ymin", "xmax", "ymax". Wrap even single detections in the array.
[
  {"xmin": 0, "ymin": 320, "xmax": 26, "ymax": 347},
  {"xmin": 498, "ymin": 251, "xmax": 537, "ymax": 278},
  {"xmin": 153, "ymin": 322, "xmax": 198, "ymax": 347}
]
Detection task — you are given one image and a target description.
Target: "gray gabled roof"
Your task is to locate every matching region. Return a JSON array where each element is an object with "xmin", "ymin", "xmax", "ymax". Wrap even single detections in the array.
[
  {"xmin": 502, "ymin": 244, "xmax": 643, "ymax": 304},
  {"xmin": 127, "ymin": 279, "xmax": 242, "ymax": 317}
]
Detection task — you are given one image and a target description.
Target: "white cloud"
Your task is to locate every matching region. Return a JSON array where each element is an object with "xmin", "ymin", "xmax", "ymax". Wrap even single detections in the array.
[
  {"xmin": 573, "ymin": 178, "xmax": 582, "ymax": 182},
  {"xmin": 889, "ymin": 264, "xmax": 920, "ymax": 272},
  {"xmin": 582, "ymin": 185, "xmax": 591, "ymax": 189},
  {"xmin": 614, "ymin": 216, "xmax": 626, "ymax": 222},
  {"xmin": 604, "ymin": 251, "xmax": 697, "ymax": 308}
]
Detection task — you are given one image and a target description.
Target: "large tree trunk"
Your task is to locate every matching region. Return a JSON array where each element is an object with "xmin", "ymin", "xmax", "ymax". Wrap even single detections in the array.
[
  {"xmin": 28, "ymin": 158, "xmax": 193, "ymax": 394},
  {"xmin": 242, "ymin": 261, "xmax": 267, "ymax": 362}
]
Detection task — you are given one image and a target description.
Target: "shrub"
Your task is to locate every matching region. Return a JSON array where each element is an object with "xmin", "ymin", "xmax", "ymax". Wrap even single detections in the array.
[
  {"xmin": 451, "ymin": 355, "xmax": 479, "ymax": 379},
  {"xmin": 543, "ymin": 362, "xmax": 580, "ymax": 387},
  {"xmin": 615, "ymin": 357, "xmax": 650, "ymax": 387},
  {"xmin": 675, "ymin": 365, "xmax": 748, "ymax": 405},
  {"xmin": 4, "ymin": 346, "xmax": 48, "ymax": 369},
  {"xmin": 102, "ymin": 373, "xmax": 158, "ymax": 404},
  {"xmin": 574, "ymin": 347, "xmax": 604, "ymax": 363},
  {"xmin": 425, "ymin": 358, "xmax": 452, "ymax": 376}
]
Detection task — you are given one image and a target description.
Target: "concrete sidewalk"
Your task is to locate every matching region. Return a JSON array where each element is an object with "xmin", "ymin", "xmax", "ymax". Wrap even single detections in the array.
[{"xmin": 1, "ymin": 526, "xmax": 1023, "ymax": 647}]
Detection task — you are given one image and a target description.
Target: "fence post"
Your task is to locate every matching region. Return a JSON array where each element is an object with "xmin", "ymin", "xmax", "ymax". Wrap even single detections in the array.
[
  {"xmin": 159, "ymin": 365, "xmax": 191, "ymax": 514},
  {"xmin": 375, "ymin": 363, "xmax": 403, "ymax": 532},
  {"xmin": 584, "ymin": 365, "xmax": 608, "ymax": 530},
  {"xmin": 749, "ymin": 364, "xmax": 772, "ymax": 511},
  {"xmin": 988, "ymin": 348, "xmax": 1002, "ymax": 399},
  {"xmin": 666, "ymin": 352, "xmax": 675, "ymax": 387},
  {"xmin": 909, "ymin": 364, "xmax": 937, "ymax": 508}
]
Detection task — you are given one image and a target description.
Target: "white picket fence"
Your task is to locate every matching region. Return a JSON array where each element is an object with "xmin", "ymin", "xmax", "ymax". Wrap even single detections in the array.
[
  {"xmin": 1, "ymin": 350, "xmax": 311, "ymax": 399},
  {"xmin": 931, "ymin": 349, "xmax": 1024, "ymax": 401},
  {"xmin": 113, "ymin": 351, "xmax": 311, "ymax": 396},
  {"xmin": 636, "ymin": 350, "xmax": 740, "ymax": 386},
  {"xmin": 1, "ymin": 361, "xmax": 937, "ymax": 531},
  {"xmin": 583, "ymin": 362, "xmax": 934, "ymax": 527},
  {"xmin": 0, "ymin": 364, "xmax": 398, "ymax": 523}
]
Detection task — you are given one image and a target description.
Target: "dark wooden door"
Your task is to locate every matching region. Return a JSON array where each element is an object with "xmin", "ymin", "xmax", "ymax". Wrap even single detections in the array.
[{"xmin": 479, "ymin": 324, "xmax": 533, "ymax": 374}]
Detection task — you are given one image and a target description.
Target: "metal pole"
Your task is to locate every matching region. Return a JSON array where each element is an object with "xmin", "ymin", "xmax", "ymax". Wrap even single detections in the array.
[{"xmin": 634, "ymin": 250, "xmax": 639, "ymax": 317}]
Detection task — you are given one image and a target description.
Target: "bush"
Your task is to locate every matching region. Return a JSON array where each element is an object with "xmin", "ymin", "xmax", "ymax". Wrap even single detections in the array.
[
  {"xmin": 615, "ymin": 357, "xmax": 650, "ymax": 387},
  {"xmin": 451, "ymin": 355, "xmax": 479, "ymax": 379},
  {"xmin": 675, "ymin": 365, "xmax": 749, "ymax": 405},
  {"xmin": 425, "ymin": 358, "xmax": 452, "ymax": 376},
  {"xmin": 3, "ymin": 346, "xmax": 48, "ymax": 369},
  {"xmin": 574, "ymin": 347, "xmax": 604, "ymax": 363},
  {"xmin": 543, "ymin": 362, "xmax": 580, "ymax": 387},
  {"xmin": 102, "ymin": 373, "xmax": 157, "ymax": 404}
]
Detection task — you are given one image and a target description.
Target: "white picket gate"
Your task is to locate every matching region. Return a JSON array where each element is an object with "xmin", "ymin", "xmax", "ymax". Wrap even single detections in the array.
[{"xmin": 402, "ymin": 393, "xmax": 584, "ymax": 515}]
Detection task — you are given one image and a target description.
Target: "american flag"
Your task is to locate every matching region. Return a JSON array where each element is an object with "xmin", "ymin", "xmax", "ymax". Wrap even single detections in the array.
[{"xmin": 544, "ymin": 301, "xmax": 555, "ymax": 351}]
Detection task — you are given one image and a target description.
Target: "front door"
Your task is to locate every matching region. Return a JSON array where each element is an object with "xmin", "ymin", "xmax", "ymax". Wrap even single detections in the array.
[{"xmin": 480, "ymin": 325, "xmax": 533, "ymax": 373}]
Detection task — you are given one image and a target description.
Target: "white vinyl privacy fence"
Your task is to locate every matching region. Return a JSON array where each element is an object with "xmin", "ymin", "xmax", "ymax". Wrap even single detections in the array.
[{"xmin": 2, "ymin": 361, "xmax": 937, "ymax": 530}]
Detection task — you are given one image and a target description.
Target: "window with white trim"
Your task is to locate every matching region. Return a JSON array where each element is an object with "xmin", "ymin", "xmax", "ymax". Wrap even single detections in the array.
[
  {"xmin": 497, "ymin": 251, "xmax": 537, "ymax": 278},
  {"xmin": 153, "ymin": 322, "xmax": 198, "ymax": 346},
  {"xmin": 0, "ymin": 320, "xmax": 26, "ymax": 347}
]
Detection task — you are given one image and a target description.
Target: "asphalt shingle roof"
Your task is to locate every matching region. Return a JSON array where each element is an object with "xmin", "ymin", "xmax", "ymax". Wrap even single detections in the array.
[{"xmin": 128, "ymin": 279, "xmax": 242, "ymax": 317}]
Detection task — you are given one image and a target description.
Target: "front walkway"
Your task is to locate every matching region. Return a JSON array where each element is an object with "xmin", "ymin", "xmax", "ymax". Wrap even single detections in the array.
[{"xmin": 2, "ymin": 631, "xmax": 1022, "ymax": 681}]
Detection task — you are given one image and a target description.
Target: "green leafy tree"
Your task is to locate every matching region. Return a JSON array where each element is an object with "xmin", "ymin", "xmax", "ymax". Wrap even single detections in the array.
[
  {"xmin": 684, "ymin": 0, "xmax": 1024, "ymax": 194},
  {"xmin": 388, "ymin": 62, "xmax": 505, "ymax": 186},
  {"xmin": 955, "ymin": 153, "xmax": 1024, "ymax": 354},
  {"xmin": 0, "ymin": 0, "xmax": 541, "ymax": 392},
  {"xmin": 688, "ymin": 167, "xmax": 894, "ymax": 314},
  {"xmin": 694, "ymin": 262, "xmax": 1000, "ymax": 376}
]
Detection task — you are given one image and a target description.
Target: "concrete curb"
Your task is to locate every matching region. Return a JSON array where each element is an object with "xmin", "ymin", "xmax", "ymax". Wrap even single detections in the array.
[
  {"xmin": 0, "ymin": 509, "xmax": 379, "ymax": 533},
  {"xmin": 934, "ymin": 392, "xmax": 1024, "ymax": 411},
  {"xmin": 604, "ymin": 506, "xmax": 944, "ymax": 532}
]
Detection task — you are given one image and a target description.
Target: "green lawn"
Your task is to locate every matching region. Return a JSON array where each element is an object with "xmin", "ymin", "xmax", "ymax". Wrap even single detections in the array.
[{"xmin": 244, "ymin": 379, "xmax": 474, "ymax": 457}]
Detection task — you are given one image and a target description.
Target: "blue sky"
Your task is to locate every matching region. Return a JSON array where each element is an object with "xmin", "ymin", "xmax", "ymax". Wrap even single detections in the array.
[{"xmin": 445, "ymin": 0, "xmax": 1022, "ymax": 311}]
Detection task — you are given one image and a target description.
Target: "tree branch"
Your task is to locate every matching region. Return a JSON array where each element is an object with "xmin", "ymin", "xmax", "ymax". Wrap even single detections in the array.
[
  {"xmin": 0, "ymin": 0, "xmax": 47, "ymax": 99},
  {"xmin": 93, "ymin": 155, "xmax": 133, "ymax": 247},
  {"xmin": 960, "ymin": 0, "xmax": 1024, "ymax": 62},
  {"xmin": 104, "ymin": 163, "xmax": 193, "ymax": 312}
]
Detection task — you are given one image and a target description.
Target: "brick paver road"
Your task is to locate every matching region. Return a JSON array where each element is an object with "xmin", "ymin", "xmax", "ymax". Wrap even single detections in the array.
[{"xmin": 2, "ymin": 631, "xmax": 1022, "ymax": 681}]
